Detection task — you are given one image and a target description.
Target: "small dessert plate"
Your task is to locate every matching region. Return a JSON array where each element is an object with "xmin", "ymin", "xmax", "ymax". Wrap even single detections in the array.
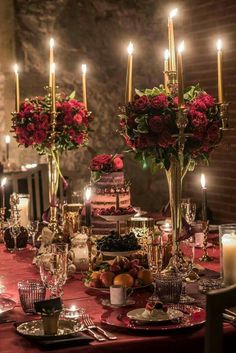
[
  {"xmin": 126, "ymin": 308, "xmax": 183, "ymax": 324},
  {"xmin": 101, "ymin": 298, "xmax": 135, "ymax": 308},
  {"xmin": 0, "ymin": 297, "xmax": 16, "ymax": 315}
]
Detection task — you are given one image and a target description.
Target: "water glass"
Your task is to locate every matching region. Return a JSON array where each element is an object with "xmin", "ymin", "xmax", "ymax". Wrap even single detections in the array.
[
  {"xmin": 156, "ymin": 274, "xmax": 182, "ymax": 304},
  {"xmin": 18, "ymin": 280, "xmax": 46, "ymax": 314}
]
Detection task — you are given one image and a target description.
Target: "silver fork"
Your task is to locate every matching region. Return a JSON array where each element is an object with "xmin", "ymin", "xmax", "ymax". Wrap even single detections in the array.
[
  {"xmin": 81, "ymin": 314, "xmax": 106, "ymax": 342},
  {"xmin": 83, "ymin": 313, "xmax": 117, "ymax": 340}
]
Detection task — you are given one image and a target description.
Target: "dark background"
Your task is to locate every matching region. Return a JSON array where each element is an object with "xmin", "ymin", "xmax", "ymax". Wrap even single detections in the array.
[{"xmin": 6, "ymin": 0, "xmax": 236, "ymax": 221}]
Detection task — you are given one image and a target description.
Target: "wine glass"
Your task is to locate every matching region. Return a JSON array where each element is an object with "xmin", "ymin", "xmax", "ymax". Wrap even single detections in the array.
[
  {"xmin": 10, "ymin": 225, "xmax": 20, "ymax": 251},
  {"xmin": 27, "ymin": 221, "xmax": 39, "ymax": 250},
  {"xmin": 147, "ymin": 231, "xmax": 164, "ymax": 301},
  {"xmin": 173, "ymin": 236, "xmax": 196, "ymax": 303},
  {"xmin": 181, "ymin": 198, "xmax": 196, "ymax": 224},
  {"xmin": 39, "ymin": 243, "xmax": 68, "ymax": 298}
]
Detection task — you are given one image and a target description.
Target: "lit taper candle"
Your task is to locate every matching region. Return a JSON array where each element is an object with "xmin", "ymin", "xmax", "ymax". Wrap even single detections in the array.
[
  {"xmin": 49, "ymin": 38, "xmax": 55, "ymax": 89},
  {"xmin": 200, "ymin": 173, "xmax": 207, "ymax": 221},
  {"xmin": 13, "ymin": 64, "xmax": 20, "ymax": 112},
  {"xmin": 81, "ymin": 64, "xmax": 87, "ymax": 110},
  {"xmin": 216, "ymin": 39, "xmax": 224, "ymax": 103},
  {"xmin": 168, "ymin": 8, "xmax": 178, "ymax": 72},
  {"xmin": 164, "ymin": 49, "xmax": 169, "ymax": 91},
  {"xmin": 125, "ymin": 42, "xmax": 134, "ymax": 103},
  {"xmin": 84, "ymin": 186, "xmax": 92, "ymax": 227},
  {"xmin": 5, "ymin": 135, "xmax": 11, "ymax": 161},
  {"xmin": 51, "ymin": 63, "xmax": 56, "ymax": 113},
  {"xmin": 177, "ymin": 41, "xmax": 185, "ymax": 107}
]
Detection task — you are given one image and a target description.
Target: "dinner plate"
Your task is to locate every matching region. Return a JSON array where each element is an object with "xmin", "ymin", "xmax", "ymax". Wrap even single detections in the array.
[
  {"xmin": 101, "ymin": 298, "xmax": 136, "ymax": 308},
  {"xmin": 99, "ymin": 214, "xmax": 136, "ymax": 222},
  {"xmin": 0, "ymin": 297, "xmax": 16, "ymax": 315},
  {"xmin": 101, "ymin": 304, "xmax": 205, "ymax": 332},
  {"xmin": 102, "ymin": 250, "xmax": 139, "ymax": 257},
  {"xmin": 16, "ymin": 319, "xmax": 79, "ymax": 340},
  {"xmin": 126, "ymin": 308, "xmax": 183, "ymax": 324}
]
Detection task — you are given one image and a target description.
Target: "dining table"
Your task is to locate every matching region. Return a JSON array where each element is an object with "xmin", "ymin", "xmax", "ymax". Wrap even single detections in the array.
[{"xmin": 0, "ymin": 240, "xmax": 235, "ymax": 353}]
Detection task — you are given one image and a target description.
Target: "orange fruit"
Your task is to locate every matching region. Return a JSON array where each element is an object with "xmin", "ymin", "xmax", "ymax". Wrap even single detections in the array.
[
  {"xmin": 90, "ymin": 271, "xmax": 101, "ymax": 281},
  {"xmin": 113, "ymin": 273, "xmax": 134, "ymax": 287},
  {"xmin": 137, "ymin": 269, "xmax": 153, "ymax": 285}
]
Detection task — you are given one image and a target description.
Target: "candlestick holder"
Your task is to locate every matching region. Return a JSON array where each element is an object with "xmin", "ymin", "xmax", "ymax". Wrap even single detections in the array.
[
  {"xmin": 166, "ymin": 70, "xmax": 177, "ymax": 95},
  {"xmin": 0, "ymin": 207, "xmax": 6, "ymax": 242},
  {"xmin": 84, "ymin": 226, "xmax": 93, "ymax": 271},
  {"xmin": 199, "ymin": 220, "xmax": 213, "ymax": 262},
  {"xmin": 218, "ymin": 102, "xmax": 232, "ymax": 131}
]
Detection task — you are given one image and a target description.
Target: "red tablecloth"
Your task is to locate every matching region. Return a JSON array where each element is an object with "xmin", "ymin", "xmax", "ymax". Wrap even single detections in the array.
[{"xmin": 0, "ymin": 244, "xmax": 235, "ymax": 353}]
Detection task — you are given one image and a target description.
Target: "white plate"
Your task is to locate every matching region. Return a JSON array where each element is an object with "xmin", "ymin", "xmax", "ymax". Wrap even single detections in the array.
[
  {"xmin": 127, "ymin": 308, "xmax": 183, "ymax": 323},
  {"xmin": 99, "ymin": 214, "xmax": 136, "ymax": 222},
  {"xmin": 84, "ymin": 282, "xmax": 150, "ymax": 293},
  {"xmin": 102, "ymin": 250, "xmax": 139, "ymax": 257},
  {"xmin": 0, "ymin": 297, "xmax": 16, "ymax": 315},
  {"xmin": 101, "ymin": 298, "xmax": 135, "ymax": 308}
]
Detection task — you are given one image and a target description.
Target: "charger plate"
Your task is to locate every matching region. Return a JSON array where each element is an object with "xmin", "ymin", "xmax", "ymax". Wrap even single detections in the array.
[
  {"xmin": 101, "ymin": 304, "xmax": 205, "ymax": 332},
  {"xmin": 16, "ymin": 319, "xmax": 79, "ymax": 340}
]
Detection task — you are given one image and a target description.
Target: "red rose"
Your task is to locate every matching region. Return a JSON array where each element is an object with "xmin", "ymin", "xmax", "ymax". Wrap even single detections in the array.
[
  {"xmin": 90, "ymin": 154, "xmax": 112, "ymax": 171},
  {"xmin": 158, "ymin": 130, "xmax": 173, "ymax": 148},
  {"xmin": 68, "ymin": 129, "xmax": 76, "ymax": 139},
  {"xmin": 113, "ymin": 156, "xmax": 123, "ymax": 171},
  {"xmin": 64, "ymin": 114, "xmax": 73, "ymax": 125},
  {"xmin": 74, "ymin": 133, "xmax": 84, "ymax": 145},
  {"xmin": 38, "ymin": 119, "xmax": 49, "ymax": 130},
  {"xmin": 148, "ymin": 115, "xmax": 165, "ymax": 134},
  {"xmin": 192, "ymin": 98, "xmax": 207, "ymax": 111},
  {"xmin": 150, "ymin": 94, "xmax": 168, "ymax": 109},
  {"xmin": 133, "ymin": 95, "xmax": 149, "ymax": 112},
  {"xmin": 207, "ymin": 122, "xmax": 220, "ymax": 142},
  {"xmin": 34, "ymin": 130, "xmax": 46, "ymax": 143},
  {"xmin": 73, "ymin": 113, "xmax": 83, "ymax": 125},
  {"xmin": 200, "ymin": 93, "xmax": 214, "ymax": 108},
  {"xmin": 26, "ymin": 123, "xmax": 35, "ymax": 131},
  {"xmin": 189, "ymin": 108, "xmax": 208, "ymax": 127}
]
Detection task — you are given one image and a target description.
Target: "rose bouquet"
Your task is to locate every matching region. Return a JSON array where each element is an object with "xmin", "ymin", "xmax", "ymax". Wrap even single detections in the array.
[
  {"xmin": 12, "ymin": 92, "xmax": 93, "ymax": 155},
  {"xmin": 119, "ymin": 85, "xmax": 222, "ymax": 171},
  {"xmin": 90, "ymin": 154, "xmax": 124, "ymax": 182}
]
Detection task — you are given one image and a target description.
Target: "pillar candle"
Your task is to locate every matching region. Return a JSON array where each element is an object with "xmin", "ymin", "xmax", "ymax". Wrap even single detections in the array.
[
  {"xmin": 168, "ymin": 8, "xmax": 178, "ymax": 72},
  {"xmin": 125, "ymin": 42, "xmax": 134, "ymax": 103},
  {"xmin": 84, "ymin": 186, "xmax": 92, "ymax": 227},
  {"xmin": 49, "ymin": 38, "xmax": 54, "ymax": 89},
  {"xmin": 13, "ymin": 64, "xmax": 20, "ymax": 112},
  {"xmin": 216, "ymin": 39, "xmax": 224, "ymax": 103},
  {"xmin": 81, "ymin": 64, "xmax": 87, "ymax": 110},
  {"xmin": 200, "ymin": 174, "xmax": 207, "ymax": 221},
  {"xmin": 222, "ymin": 233, "xmax": 236, "ymax": 286},
  {"xmin": 164, "ymin": 49, "xmax": 169, "ymax": 91},
  {"xmin": 5, "ymin": 135, "xmax": 10, "ymax": 161},
  {"xmin": 18, "ymin": 194, "xmax": 30, "ymax": 227}
]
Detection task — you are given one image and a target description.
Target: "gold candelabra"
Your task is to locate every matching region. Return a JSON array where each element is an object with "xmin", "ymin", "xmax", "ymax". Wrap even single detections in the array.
[{"xmin": 0, "ymin": 207, "xmax": 6, "ymax": 242}]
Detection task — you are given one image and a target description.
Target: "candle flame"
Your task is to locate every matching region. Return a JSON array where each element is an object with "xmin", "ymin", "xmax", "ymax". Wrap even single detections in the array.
[
  {"xmin": 85, "ymin": 186, "xmax": 92, "ymax": 201},
  {"xmin": 1, "ymin": 177, "xmax": 7, "ymax": 188},
  {"xmin": 70, "ymin": 305, "xmax": 77, "ymax": 311},
  {"xmin": 13, "ymin": 64, "xmax": 19, "ymax": 75},
  {"xmin": 5, "ymin": 135, "xmax": 11, "ymax": 144},
  {"xmin": 200, "ymin": 173, "xmax": 206, "ymax": 189},
  {"xmin": 169, "ymin": 8, "xmax": 178, "ymax": 19},
  {"xmin": 81, "ymin": 64, "xmax": 87, "ymax": 74},
  {"xmin": 164, "ymin": 49, "xmax": 169, "ymax": 60},
  {"xmin": 127, "ymin": 42, "xmax": 134, "ymax": 55},
  {"xmin": 178, "ymin": 41, "xmax": 185, "ymax": 53},
  {"xmin": 51, "ymin": 62, "xmax": 56, "ymax": 74},
  {"xmin": 216, "ymin": 38, "xmax": 222, "ymax": 51},
  {"xmin": 49, "ymin": 37, "xmax": 55, "ymax": 48}
]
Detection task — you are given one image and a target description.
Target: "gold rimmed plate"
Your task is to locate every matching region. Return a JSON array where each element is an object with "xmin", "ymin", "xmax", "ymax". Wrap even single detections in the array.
[
  {"xmin": 0, "ymin": 297, "xmax": 16, "ymax": 315},
  {"xmin": 126, "ymin": 308, "xmax": 183, "ymax": 324},
  {"xmin": 16, "ymin": 319, "xmax": 79, "ymax": 340}
]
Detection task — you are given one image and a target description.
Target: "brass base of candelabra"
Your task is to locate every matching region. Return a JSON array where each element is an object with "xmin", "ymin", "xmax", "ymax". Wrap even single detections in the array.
[
  {"xmin": 0, "ymin": 207, "xmax": 6, "ymax": 243},
  {"xmin": 199, "ymin": 220, "xmax": 213, "ymax": 262},
  {"xmin": 84, "ymin": 226, "xmax": 93, "ymax": 271}
]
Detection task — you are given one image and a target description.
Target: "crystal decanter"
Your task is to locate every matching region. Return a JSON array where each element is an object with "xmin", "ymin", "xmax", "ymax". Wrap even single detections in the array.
[{"xmin": 4, "ymin": 193, "xmax": 28, "ymax": 251}]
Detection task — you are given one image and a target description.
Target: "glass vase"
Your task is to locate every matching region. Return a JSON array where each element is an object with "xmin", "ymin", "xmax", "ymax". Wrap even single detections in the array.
[{"xmin": 48, "ymin": 151, "xmax": 60, "ymax": 233}]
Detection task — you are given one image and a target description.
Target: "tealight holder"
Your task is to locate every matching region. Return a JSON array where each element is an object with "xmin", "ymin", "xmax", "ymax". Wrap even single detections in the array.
[{"xmin": 63, "ymin": 305, "xmax": 85, "ymax": 319}]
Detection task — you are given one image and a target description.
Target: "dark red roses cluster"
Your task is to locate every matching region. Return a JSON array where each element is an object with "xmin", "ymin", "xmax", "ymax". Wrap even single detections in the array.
[
  {"xmin": 90, "ymin": 154, "xmax": 124, "ymax": 173},
  {"xmin": 119, "ymin": 86, "xmax": 222, "ymax": 168},
  {"xmin": 12, "ymin": 93, "xmax": 93, "ymax": 154}
]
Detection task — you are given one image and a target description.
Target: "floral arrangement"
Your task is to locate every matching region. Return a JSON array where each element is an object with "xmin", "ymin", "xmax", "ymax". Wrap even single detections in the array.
[
  {"xmin": 11, "ymin": 92, "xmax": 93, "ymax": 155},
  {"xmin": 90, "ymin": 154, "xmax": 124, "ymax": 182},
  {"xmin": 119, "ymin": 85, "xmax": 222, "ymax": 171}
]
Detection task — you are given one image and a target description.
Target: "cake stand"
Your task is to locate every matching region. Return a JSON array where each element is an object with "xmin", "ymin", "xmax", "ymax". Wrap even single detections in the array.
[{"xmin": 99, "ymin": 213, "xmax": 135, "ymax": 233}]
